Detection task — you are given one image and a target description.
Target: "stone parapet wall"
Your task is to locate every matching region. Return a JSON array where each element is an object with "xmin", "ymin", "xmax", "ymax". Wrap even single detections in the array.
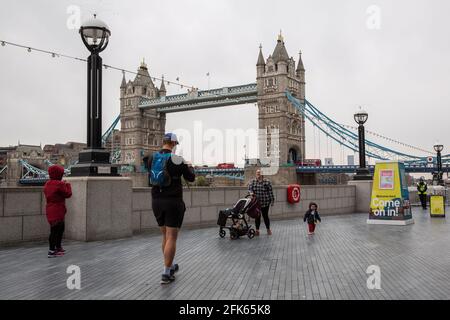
[
  {"xmin": 0, "ymin": 187, "xmax": 48, "ymax": 244},
  {"xmin": 0, "ymin": 184, "xmax": 356, "ymax": 244},
  {"xmin": 132, "ymin": 185, "xmax": 356, "ymax": 233}
]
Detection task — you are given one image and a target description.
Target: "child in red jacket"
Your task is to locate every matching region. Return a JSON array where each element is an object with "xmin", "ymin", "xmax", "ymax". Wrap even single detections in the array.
[{"xmin": 44, "ymin": 165, "xmax": 72, "ymax": 258}]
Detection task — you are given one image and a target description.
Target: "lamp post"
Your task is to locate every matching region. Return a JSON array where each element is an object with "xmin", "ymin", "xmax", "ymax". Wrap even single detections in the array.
[
  {"xmin": 353, "ymin": 108, "xmax": 372, "ymax": 180},
  {"xmin": 434, "ymin": 143, "xmax": 444, "ymax": 185},
  {"xmin": 71, "ymin": 15, "xmax": 118, "ymax": 176}
]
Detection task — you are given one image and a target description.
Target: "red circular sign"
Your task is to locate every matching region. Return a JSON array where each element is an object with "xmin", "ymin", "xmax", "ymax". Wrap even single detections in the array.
[
  {"xmin": 292, "ymin": 187, "xmax": 300, "ymax": 201},
  {"xmin": 287, "ymin": 184, "xmax": 301, "ymax": 203}
]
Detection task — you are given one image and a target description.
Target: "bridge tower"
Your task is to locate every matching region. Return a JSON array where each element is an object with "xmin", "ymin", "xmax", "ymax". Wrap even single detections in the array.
[
  {"xmin": 119, "ymin": 60, "xmax": 166, "ymax": 173},
  {"xmin": 256, "ymin": 33, "xmax": 306, "ymax": 165}
]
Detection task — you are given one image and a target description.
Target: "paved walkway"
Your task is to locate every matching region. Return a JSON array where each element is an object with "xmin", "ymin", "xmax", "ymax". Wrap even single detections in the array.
[{"xmin": 1, "ymin": 208, "xmax": 449, "ymax": 300}]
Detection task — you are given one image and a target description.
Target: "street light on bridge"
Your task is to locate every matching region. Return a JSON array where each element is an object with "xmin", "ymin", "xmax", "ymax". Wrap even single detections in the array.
[
  {"xmin": 353, "ymin": 108, "xmax": 372, "ymax": 180},
  {"xmin": 71, "ymin": 14, "xmax": 118, "ymax": 176},
  {"xmin": 433, "ymin": 143, "xmax": 444, "ymax": 185}
]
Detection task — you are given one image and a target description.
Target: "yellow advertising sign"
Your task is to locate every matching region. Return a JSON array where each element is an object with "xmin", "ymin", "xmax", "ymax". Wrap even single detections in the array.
[
  {"xmin": 430, "ymin": 195, "xmax": 445, "ymax": 217},
  {"xmin": 368, "ymin": 161, "xmax": 413, "ymax": 224}
]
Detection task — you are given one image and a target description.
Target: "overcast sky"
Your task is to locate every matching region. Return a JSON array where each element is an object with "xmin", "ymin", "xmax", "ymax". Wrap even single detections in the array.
[{"xmin": 1, "ymin": 0, "xmax": 449, "ymax": 165}]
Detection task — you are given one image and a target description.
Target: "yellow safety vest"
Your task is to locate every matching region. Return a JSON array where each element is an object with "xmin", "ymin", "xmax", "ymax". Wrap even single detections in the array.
[{"xmin": 417, "ymin": 183, "xmax": 427, "ymax": 195}]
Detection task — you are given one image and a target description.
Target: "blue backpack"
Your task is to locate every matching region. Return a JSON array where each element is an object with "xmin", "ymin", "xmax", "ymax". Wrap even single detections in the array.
[{"xmin": 149, "ymin": 152, "xmax": 172, "ymax": 187}]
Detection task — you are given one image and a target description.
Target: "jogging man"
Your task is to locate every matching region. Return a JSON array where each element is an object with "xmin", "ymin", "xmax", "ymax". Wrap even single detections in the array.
[{"xmin": 143, "ymin": 133, "xmax": 195, "ymax": 284}]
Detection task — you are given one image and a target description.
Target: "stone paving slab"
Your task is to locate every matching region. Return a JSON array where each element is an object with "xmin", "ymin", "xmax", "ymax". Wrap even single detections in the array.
[{"xmin": 0, "ymin": 208, "xmax": 449, "ymax": 300}]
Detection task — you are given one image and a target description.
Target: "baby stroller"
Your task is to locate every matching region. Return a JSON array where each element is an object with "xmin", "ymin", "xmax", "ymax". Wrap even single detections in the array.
[{"xmin": 217, "ymin": 194, "xmax": 261, "ymax": 240}]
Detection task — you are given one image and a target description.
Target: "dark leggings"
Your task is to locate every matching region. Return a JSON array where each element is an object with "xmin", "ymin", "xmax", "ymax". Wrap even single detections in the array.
[
  {"xmin": 49, "ymin": 221, "xmax": 65, "ymax": 251},
  {"xmin": 419, "ymin": 194, "xmax": 427, "ymax": 209},
  {"xmin": 255, "ymin": 206, "xmax": 270, "ymax": 230}
]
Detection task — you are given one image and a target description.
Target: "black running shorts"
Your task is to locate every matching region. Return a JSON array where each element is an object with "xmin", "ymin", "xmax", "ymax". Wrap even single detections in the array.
[{"xmin": 152, "ymin": 198, "xmax": 186, "ymax": 228}]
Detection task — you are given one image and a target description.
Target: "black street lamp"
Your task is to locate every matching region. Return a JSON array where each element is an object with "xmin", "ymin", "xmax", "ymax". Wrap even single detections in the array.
[
  {"xmin": 433, "ymin": 143, "xmax": 444, "ymax": 185},
  {"xmin": 353, "ymin": 108, "xmax": 372, "ymax": 180},
  {"xmin": 71, "ymin": 15, "xmax": 118, "ymax": 176}
]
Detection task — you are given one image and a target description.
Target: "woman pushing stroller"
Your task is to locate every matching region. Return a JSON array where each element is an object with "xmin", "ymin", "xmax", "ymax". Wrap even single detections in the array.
[{"xmin": 248, "ymin": 169, "xmax": 275, "ymax": 236}]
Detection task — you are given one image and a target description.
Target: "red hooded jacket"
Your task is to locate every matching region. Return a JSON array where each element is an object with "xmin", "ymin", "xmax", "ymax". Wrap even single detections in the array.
[{"xmin": 44, "ymin": 165, "xmax": 72, "ymax": 223}]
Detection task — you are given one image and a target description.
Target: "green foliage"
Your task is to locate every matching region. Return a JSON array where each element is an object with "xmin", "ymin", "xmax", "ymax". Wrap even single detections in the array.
[{"xmin": 194, "ymin": 175, "xmax": 209, "ymax": 186}]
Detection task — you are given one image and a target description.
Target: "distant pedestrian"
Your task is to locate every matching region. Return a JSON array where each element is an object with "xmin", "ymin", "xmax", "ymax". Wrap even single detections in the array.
[
  {"xmin": 43, "ymin": 165, "xmax": 72, "ymax": 258},
  {"xmin": 143, "ymin": 133, "xmax": 196, "ymax": 285},
  {"xmin": 248, "ymin": 169, "xmax": 275, "ymax": 236},
  {"xmin": 303, "ymin": 202, "xmax": 321, "ymax": 235},
  {"xmin": 417, "ymin": 177, "xmax": 428, "ymax": 209}
]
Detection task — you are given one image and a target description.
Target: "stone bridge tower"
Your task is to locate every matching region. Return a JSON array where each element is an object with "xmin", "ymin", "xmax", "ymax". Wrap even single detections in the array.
[
  {"xmin": 256, "ymin": 33, "xmax": 306, "ymax": 165},
  {"xmin": 120, "ymin": 60, "xmax": 166, "ymax": 173}
]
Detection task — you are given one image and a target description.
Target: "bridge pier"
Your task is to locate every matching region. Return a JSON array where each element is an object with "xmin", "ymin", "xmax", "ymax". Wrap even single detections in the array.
[{"xmin": 296, "ymin": 172, "xmax": 317, "ymax": 185}]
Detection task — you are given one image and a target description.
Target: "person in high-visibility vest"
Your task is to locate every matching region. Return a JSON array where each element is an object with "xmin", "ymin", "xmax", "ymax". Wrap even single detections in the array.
[{"xmin": 417, "ymin": 177, "xmax": 428, "ymax": 209}]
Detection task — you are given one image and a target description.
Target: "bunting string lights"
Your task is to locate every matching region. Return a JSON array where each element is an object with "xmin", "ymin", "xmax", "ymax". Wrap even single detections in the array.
[{"xmin": 0, "ymin": 39, "xmax": 195, "ymax": 90}]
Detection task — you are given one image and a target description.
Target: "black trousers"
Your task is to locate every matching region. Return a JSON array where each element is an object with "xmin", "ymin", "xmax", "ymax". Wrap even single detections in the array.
[
  {"xmin": 49, "ymin": 221, "xmax": 65, "ymax": 251},
  {"xmin": 419, "ymin": 194, "xmax": 427, "ymax": 209},
  {"xmin": 255, "ymin": 206, "xmax": 270, "ymax": 230}
]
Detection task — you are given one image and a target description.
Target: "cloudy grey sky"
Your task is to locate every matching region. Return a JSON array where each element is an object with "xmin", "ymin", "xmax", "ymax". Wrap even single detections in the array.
[{"xmin": 1, "ymin": 0, "xmax": 449, "ymax": 165}]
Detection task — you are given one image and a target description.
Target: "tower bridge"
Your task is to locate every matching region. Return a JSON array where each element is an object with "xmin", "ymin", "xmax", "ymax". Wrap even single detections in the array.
[
  {"xmin": 5, "ymin": 33, "xmax": 449, "ymax": 186},
  {"xmin": 119, "ymin": 33, "xmax": 306, "ymax": 181},
  {"xmin": 112, "ymin": 33, "xmax": 447, "ymax": 187}
]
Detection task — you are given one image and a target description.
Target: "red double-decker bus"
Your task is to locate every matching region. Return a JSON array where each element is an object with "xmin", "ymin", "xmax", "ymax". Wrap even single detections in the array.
[
  {"xmin": 217, "ymin": 163, "xmax": 235, "ymax": 169},
  {"xmin": 296, "ymin": 159, "xmax": 322, "ymax": 167}
]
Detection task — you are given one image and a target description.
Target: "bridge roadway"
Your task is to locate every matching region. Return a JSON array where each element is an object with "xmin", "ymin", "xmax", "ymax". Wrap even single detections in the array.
[
  {"xmin": 139, "ymin": 83, "xmax": 257, "ymax": 113},
  {"xmin": 16, "ymin": 164, "xmax": 450, "ymax": 185},
  {"xmin": 297, "ymin": 164, "xmax": 450, "ymax": 174},
  {"xmin": 195, "ymin": 164, "xmax": 450, "ymax": 175},
  {"xmin": 0, "ymin": 208, "xmax": 449, "ymax": 299}
]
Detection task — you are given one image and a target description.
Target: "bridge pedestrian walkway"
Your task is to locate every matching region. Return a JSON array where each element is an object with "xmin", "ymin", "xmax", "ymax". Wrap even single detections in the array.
[{"xmin": 0, "ymin": 208, "xmax": 449, "ymax": 300}]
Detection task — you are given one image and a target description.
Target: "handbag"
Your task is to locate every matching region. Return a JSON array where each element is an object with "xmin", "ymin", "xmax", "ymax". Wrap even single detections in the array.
[{"xmin": 246, "ymin": 196, "xmax": 262, "ymax": 219}]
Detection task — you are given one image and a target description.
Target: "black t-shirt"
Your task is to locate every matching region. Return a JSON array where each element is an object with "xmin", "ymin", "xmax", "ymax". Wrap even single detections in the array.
[{"xmin": 143, "ymin": 149, "xmax": 196, "ymax": 199}]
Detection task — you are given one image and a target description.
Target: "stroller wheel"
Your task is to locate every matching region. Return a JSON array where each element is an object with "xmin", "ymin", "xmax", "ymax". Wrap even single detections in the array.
[
  {"xmin": 230, "ymin": 230, "xmax": 238, "ymax": 240},
  {"xmin": 219, "ymin": 229, "xmax": 226, "ymax": 238},
  {"xmin": 248, "ymin": 228, "xmax": 256, "ymax": 239}
]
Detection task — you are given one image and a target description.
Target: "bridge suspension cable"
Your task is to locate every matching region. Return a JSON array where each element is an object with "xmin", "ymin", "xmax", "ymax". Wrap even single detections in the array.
[
  {"xmin": 19, "ymin": 159, "xmax": 48, "ymax": 180},
  {"xmin": 339, "ymin": 123, "xmax": 432, "ymax": 154},
  {"xmin": 286, "ymin": 91, "xmax": 428, "ymax": 163}
]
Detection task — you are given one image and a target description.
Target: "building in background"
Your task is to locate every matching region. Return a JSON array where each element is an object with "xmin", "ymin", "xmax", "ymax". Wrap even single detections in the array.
[
  {"xmin": 347, "ymin": 155, "xmax": 355, "ymax": 166},
  {"xmin": 0, "ymin": 142, "xmax": 86, "ymax": 186},
  {"xmin": 0, "ymin": 147, "xmax": 16, "ymax": 167},
  {"xmin": 43, "ymin": 142, "xmax": 86, "ymax": 166}
]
